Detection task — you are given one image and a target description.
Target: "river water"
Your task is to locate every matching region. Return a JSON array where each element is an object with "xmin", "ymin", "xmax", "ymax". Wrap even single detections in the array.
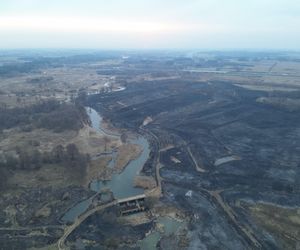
[
  {"xmin": 61, "ymin": 107, "xmax": 185, "ymax": 249},
  {"xmin": 61, "ymin": 107, "xmax": 150, "ymax": 223},
  {"xmin": 138, "ymin": 216, "xmax": 185, "ymax": 250},
  {"xmin": 90, "ymin": 135, "xmax": 149, "ymax": 199}
]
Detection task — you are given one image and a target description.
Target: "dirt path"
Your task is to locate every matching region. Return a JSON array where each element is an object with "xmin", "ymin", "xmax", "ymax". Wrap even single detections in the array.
[
  {"xmin": 57, "ymin": 200, "xmax": 118, "ymax": 250},
  {"xmin": 207, "ymin": 190, "xmax": 261, "ymax": 248},
  {"xmin": 140, "ymin": 127, "xmax": 162, "ymax": 196},
  {"xmin": 186, "ymin": 145, "xmax": 206, "ymax": 172}
]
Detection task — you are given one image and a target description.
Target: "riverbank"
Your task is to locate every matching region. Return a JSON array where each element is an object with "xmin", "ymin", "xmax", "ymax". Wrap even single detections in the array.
[{"xmin": 61, "ymin": 108, "xmax": 151, "ymax": 224}]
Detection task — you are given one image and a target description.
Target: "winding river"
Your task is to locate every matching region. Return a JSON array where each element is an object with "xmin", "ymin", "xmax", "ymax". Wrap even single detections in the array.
[{"xmin": 62, "ymin": 107, "xmax": 150, "ymax": 223}]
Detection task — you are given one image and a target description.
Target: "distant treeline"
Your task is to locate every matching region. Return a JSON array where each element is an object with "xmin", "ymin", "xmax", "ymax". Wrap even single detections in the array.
[
  {"xmin": 0, "ymin": 143, "xmax": 90, "ymax": 170},
  {"xmin": 0, "ymin": 100, "xmax": 89, "ymax": 132},
  {"xmin": 0, "ymin": 53, "xmax": 121, "ymax": 77},
  {"xmin": 0, "ymin": 60, "xmax": 54, "ymax": 77},
  {"xmin": 26, "ymin": 76, "xmax": 54, "ymax": 84}
]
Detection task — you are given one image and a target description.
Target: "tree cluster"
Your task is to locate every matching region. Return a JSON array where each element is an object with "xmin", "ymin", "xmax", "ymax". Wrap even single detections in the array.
[
  {"xmin": 0, "ymin": 100, "xmax": 89, "ymax": 132},
  {"xmin": 0, "ymin": 144, "xmax": 90, "ymax": 171},
  {"xmin": 0, "ymin": 144, "xmax": 90, "ymax": 190}
]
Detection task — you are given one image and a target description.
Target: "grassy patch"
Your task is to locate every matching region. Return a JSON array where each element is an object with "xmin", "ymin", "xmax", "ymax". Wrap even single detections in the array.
[
  {"xmin": 8, "ymin": 163, "xmax": 82, "ymax": 189},
  {"xmin": 249, "ymin": 203, "xmax": 300, "ymax": 249}
]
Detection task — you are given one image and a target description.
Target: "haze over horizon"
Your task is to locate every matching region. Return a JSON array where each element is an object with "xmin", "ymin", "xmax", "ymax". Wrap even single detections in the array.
[{"xmin": 0, "ymin": 0, "xmax": 300, "ymax": 50}]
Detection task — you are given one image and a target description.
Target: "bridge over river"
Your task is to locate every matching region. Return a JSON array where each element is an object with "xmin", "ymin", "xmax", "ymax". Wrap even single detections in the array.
[
  {"xmin": 57, "ymin": 107, "xmax": 162, "ymax": 249},
  {"xmin": 57, "ymin": 194, "xmax": 146, "ymax": 250}
]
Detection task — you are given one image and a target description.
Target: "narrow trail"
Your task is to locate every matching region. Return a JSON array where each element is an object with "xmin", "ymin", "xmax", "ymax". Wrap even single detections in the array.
[
  {"xmin": 139, "ymin": 127, "xmax": 162, "ymax": 196},
  {"xmin": 186, "ymin": 145, "xmax": 206, "ymax": 173},
  {"xmin": 57, "ymin": 200, "xmax": 118, "ymax": 250},
  {"xmin": 140, "ymin": 125, "xmax": 260, "ymax": 248},
  {"xmin": 208, "ymin": 190, "xmax": 261, "ymax": 249}
]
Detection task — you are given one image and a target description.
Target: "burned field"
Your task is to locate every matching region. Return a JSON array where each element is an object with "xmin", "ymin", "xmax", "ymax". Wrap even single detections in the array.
[
  {"xmin": 1, "ymin": 50, "xmax": 300, "ymax": 249},
  {"xmin": 88, "ymin": 78, "xmax": 300, "ymax": 249},
  {"xmin": 66, "ymin": 208, "xmax": 153, "ymax": 249}
]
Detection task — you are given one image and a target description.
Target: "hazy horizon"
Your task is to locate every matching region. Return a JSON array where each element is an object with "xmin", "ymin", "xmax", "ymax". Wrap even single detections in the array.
[{"xmin": 1, "ymin": 0, "xmax": 300, "ymax": 50}]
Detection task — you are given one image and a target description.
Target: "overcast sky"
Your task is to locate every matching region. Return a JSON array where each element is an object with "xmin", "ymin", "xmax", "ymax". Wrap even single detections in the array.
[{"xmin": 0, "ymin": 0, "xmax": 299, "ymax": 49}]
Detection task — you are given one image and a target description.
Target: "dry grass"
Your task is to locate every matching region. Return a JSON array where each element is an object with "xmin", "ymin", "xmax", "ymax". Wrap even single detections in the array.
[
  {"xmin": 134, "ymin": 175, "xmax": 156, "ymax": 189},
  {"xmin": 249, "ymin": 203, "xmax": 300, "ymax": 249},
  {"xmin": 114, "ymin": 143, "xmax": 142, "ymax": 173},
  {"xmin": 151, "ymin": 203, "xmax": 186, "ymax": 220},
  {"xmin": 8, "ymin": 164, "xmax": 80, "ymax": 189},
  {"xmin": 0, "ymin": 60, "xmax": 121, "ymax": 108},
  {"xmin": 0, "ymin": 128, "xmax": 77, "ymax": 153},
  {"xmin": 0, "ymin": 125, "xmax": 120, "ymax": 157},
  {"xmin": 70, "ymin": 125, "xmax": 120, "ymax": 157},
  {"xmin": 84, "ymin": 157, "xmax": 112, "ymax": 186}
]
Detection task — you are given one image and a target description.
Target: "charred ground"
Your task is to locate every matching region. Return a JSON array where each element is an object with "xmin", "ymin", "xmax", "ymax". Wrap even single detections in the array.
[
  {"xmin": 88, "ymin": 68, "xmax": 300, "ymax": 249},
  {"xmin": 1, "ymin": 50, "xmax": 300, "ymax": 249}
]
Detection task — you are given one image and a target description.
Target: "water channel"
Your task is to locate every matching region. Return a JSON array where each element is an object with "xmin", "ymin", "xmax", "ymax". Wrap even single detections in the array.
[
  {"xmin": 62, "ymin": 107, "xmax": 150, "ymax": 223},
  {"xmin": 138, "ymin": 216, "xmax": 185, "ymax": 250},
  {"xmin": 61, "ymin": 107, "xmax": 185, "ymax": 249}
]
